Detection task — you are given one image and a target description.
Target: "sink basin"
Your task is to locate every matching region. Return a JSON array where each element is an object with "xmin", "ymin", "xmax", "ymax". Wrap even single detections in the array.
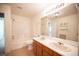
[
  {"xmin": 50, "ymin": 42, "xmax": 71, "ymax": 52},
  {"xmin": 38, "ymin": 36, "xmax": 47, "ymax": 41},
  {"xmin": 40, "ymin": 37, "xmax": 46, "ymax": 40}
]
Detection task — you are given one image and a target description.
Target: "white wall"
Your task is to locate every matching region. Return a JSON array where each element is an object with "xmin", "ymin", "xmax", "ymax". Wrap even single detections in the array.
[
  {"xmin": 77, "ymin": 7, "xmax": 79, "ymax": 55},
  {"xmin": 41, "ymin": 17, "xmax": 51, "ymax": 36},
  {"xmin": 78, "ymin": 11, "xmax": 79, "ymax": 56},
  {"xmin": 41, "ymin": 18, "xmax": 48, "ymax": 35},
  {"xmin": 31, "ymin": 13, "xmax": 42, "ymax": 37}
]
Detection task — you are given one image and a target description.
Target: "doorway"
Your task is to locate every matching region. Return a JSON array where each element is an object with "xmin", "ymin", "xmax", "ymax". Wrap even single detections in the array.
[{"xmin": 0, "ymin": 13, "xmax": 4, "ymax": 56}]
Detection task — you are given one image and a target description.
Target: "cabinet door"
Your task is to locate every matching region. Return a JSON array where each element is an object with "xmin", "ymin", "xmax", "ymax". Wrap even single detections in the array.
[
  {"xmin": 33, "ymin": 41, "xmax": 37, "ymax": 55},
  {"xmin": 33, "ymin": 40, "xmax": 43, "ymax": 56},
  {"xmin": 37, "ymin": 45, "xmax": 43, "ymax": 56},
  {"xmin": 43, "ymin": 46, "xmax": 54, "ymax": 56},
  {"xmin": 43, "ymin": 51, "xmax": 51, "ymax": 56}
]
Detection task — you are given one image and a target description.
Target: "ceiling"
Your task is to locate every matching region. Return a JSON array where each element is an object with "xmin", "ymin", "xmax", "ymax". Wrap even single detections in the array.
[
  {"xmin": 10, "ymin": 3, "xmax": 53, "ymax": 17},
  {"xmin": 1, "ymin": 3, "xmax": 76, "ymax": 18}
]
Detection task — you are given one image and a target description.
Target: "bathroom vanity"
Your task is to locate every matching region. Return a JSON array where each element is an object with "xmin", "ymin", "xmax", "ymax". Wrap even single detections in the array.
[
  {"xmin": 33, "ymin": 36, "xmax": 78, "ymax": 56},
  {"xmin": 33, "ymin": 40, "xmax": 61, "ymax": 56}
]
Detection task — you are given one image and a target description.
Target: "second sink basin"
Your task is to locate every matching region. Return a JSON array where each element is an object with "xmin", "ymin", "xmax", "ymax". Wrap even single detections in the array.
[{"xmin": 50, "ymin": 42, "xmax": 71, "ymax": 52}]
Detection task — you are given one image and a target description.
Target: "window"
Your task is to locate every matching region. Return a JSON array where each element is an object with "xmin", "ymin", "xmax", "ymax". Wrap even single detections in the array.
[{"xmin": 48, "ymin": 22, "xmax": 52, "ymax": 38}]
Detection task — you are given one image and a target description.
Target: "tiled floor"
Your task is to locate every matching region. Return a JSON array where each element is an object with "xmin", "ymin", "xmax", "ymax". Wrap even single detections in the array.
[{"xmin": 6, "ymin": 46, "xmax": 34, "ymax": 56}]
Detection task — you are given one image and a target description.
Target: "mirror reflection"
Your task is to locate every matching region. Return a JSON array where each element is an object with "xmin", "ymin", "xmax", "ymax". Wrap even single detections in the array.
[{"xmin": 41, "ymin": 4, "xmax": 78, "ymax": 42}]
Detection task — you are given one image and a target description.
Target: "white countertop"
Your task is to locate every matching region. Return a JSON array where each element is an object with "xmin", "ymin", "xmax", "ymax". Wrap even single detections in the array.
[{"xmin": 33, "ymin": 36, "xmax": 78, "ymax": 56}]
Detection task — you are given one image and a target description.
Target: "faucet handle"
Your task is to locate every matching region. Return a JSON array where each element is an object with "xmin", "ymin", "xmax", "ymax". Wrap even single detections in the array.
[{"xmin": 58, "ymin": 42, "xmax": 63, "ymax": 45}]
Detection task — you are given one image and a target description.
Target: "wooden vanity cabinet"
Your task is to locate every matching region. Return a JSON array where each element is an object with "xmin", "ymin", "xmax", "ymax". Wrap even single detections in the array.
[
  {"xmin": 33, "ymin": 40, "xmax": 43, "ymax": 56},
  {"xmin": 33, "ymin": 40, "xmax": 61, "ymax": 56},
  {"xmin": 33, "ymin": 40, "xmax": 37, "ymax": 55}
]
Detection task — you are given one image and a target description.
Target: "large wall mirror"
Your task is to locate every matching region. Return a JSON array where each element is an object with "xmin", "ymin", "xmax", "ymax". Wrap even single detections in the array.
[{"xmin": 41, "ymin": 4, "xmax": 78, "ymax": 42}]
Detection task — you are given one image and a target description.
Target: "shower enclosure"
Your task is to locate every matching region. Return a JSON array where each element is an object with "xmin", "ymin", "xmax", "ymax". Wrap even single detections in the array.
[{"xmin": 0, "ymin": 13, "xmax": 4, "ymax": 56}]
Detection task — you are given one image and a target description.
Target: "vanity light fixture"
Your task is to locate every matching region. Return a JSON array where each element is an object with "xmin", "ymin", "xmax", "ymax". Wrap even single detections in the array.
[
  {"xmin": 50, "ymin": 12, "xmax": 60, "ymax": 17},
  {"xmin": 45, "ymin": 3, "xmax": 64, "ymax": 15},
  {"xmin": 54, "ymin": 12, "xmax": 60, "ymax": 16},
  {"xmin": 17, "ymin": 6, "xmax": 23, "ymax": 9},
  {"xmin": 42, "ymin": 3, "xmax": 71, "ymax": 17}
]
